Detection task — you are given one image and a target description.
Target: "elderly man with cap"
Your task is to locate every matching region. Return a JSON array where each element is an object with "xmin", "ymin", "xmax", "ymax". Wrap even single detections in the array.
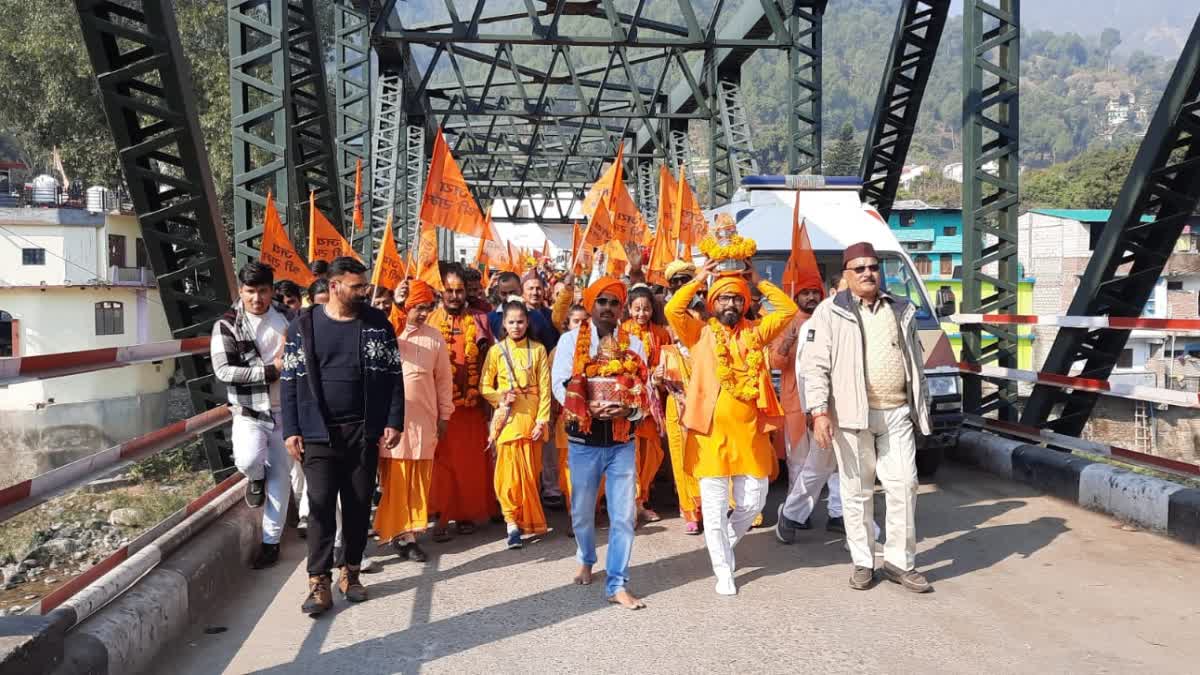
[
  {"xmin": 801, "ymin": 241, "xmax": 933, "ymax": 593},
  {"xmin": 665, "ymin": 263, "xmax": 797, "ymax": 596},
  {"xmin": 373, "ymin": 280, "xmax": 452, "ymax": 564},
  {"xmin": 551, "ymin": 276, "xmax": 648, "ymax": 610}
]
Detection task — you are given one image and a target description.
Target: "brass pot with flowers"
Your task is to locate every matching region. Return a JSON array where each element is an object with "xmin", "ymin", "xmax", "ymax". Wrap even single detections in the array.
[{"xmin": 699, "ymin": 212, "xmax": 757, "ymax": 275}]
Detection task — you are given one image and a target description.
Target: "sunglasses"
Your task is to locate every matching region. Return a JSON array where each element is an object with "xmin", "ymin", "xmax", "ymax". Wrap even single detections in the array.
[
  {"xmin": 593, "ymin": 297, "xmax": 622, "ymax": 308},
  {"xmin": 846, "ymin": 264, "xmax": 880, "ymax": 274},
  {"xmin": 668, "ymin": 275, "xmax": 693, "ymax": 287}
]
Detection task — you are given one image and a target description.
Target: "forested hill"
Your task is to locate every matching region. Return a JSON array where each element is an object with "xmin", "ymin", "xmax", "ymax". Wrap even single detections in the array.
[{"xmin": 743, "ymin": 0, "xmax": 1182, "ymax": 174}]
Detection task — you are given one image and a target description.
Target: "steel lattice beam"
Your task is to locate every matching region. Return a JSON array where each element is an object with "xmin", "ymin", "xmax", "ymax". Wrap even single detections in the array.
[
  {"xmin": 960, "ymin": 0, "xmax": 1020, "ymax": 420},
  {"xmin": 282, "ymin": 0, "xmax": 343, "ymax": 242},
  {"xmin": 228, "ymin": 0, "xmax": 290, "ymax": 260},
  {"xmin": 76, "ymin": 0, "xmax": 238, "ymax": 477},
  {"xmin": 400, "ymin": 125, "xmax": 425, "ymax": 252},
  {"xmin": 860, "ymin": 0, "xmax": 950, "ymax": 218},
  {"xmin": 1022, "ymin": 14, "xmax": 1200, "ymax": 435},
  {"xmin": 366, "ymin": 72, "xmax": 403, "ymax": 259},
  {"xmin": 788, "ymin": 0, "xmax": 826, "ymax": 174},
  {"xmin": 335, "ymin": 0, "xmax": 373, "ymax": 249}
]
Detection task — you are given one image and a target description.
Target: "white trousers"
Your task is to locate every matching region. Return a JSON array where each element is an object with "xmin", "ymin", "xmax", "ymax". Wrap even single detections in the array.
[
  {"xmin": 288, "ymin": 447, "xmax": 343, "ymax": 547},
  {"xmin": 699, "ymin": 476, "xmax": 768, "ymax": 583},
  {"xmin": 833, "ymin": 406, "xmax": 918, "ymax": 570},
  {"xmin": 782, "ymin": 433, "xmax": 840, "ymax": 523},
  {"xmin": 232, "ymin": 416, "xmax": 292, "ymax": 545}
]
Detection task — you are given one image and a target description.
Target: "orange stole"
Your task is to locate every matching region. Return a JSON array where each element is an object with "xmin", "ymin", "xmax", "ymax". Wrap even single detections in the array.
[
  {"xmin": 374, "ymin": 458, "xmax": 433, "ymax": 540},
  {"xmin": 494, "ymin": 438, "xmax": 547, "ymax": 534},
  {"xmin": 430, "ymin": 405, "xmax": 496, "ymax": 523},
  {"xmin": 681, "ymin": 323, "xmax": 784, "ymax": 437}
]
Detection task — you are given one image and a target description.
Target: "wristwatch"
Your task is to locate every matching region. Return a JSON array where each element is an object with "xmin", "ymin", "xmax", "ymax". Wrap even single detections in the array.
[{"xmin": 809, "ymin": 405, "xmax": 827, "ymax": 416}]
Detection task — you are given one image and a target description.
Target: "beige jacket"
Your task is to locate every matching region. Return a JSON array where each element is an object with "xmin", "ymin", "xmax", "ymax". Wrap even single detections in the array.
[{"xmin": 800, "ymin": 289, "xmax": 931, "ymax": 435}]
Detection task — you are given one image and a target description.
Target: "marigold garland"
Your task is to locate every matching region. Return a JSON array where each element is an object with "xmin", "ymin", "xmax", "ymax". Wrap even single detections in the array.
[
  {"xmin": 708, "ymin": 318, "xmax": 764, "ymax": 402},
  {"xmin": 437, "ymin": 312, "xmax": 481, "ymax": 407},
  {"xmin": 573, "ymin": 324, "xmax": 638, "ymax": 378},
  {"xmin": 699, "ymin": 233, "xmax": 757, "ymax": 262}
]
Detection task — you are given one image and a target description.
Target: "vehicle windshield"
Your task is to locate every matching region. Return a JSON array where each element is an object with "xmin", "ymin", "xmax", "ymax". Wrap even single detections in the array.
[{"xmin": 752, "ymin": 252, "xmax": 934, "ymax": 321}]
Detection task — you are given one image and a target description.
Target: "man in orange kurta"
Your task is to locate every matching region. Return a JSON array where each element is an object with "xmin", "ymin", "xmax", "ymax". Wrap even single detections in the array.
[
  {"xmin": 374, "ymin": 280, "xmax": 454, "ymax": 563},
  {"xmin": 428, "ymin": 265, "xmax": 498, "ymax": 539},
  {"xmin": 665, "ymin": 265, "xmax": 797, "ymax": 596}
]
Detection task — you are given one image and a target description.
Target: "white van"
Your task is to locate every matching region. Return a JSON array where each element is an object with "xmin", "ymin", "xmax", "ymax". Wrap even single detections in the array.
[{"xmin": 704, "ymin": 175, "xmax": 961, "ymax": 476}]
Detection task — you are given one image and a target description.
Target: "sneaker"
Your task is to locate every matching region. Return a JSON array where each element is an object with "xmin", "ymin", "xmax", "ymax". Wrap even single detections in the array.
[
  {"xmin": 252, "ymin": 542, "xmax": 280, "ymax": 569},
  {"xmin": 405, "ymin": 542, "xmax": 428, "ymax": 563},
  {"xmin": 296, "ymin": 516, "xmax": 308, "ymax": 539},
  {"xmin": 302, "ymin": 574, "xmax": 333, "ymax": 616},
  {"xmin": 826, "ymin": 516, "xmax": 845, "ymax": 534},
  {"xmin": 506, "ymin": 529, "xmax": 523, "ymax": 549},
  {"xmin": 849, "ymin": 565, "xmax": 875, "ymax": 590},
  {"xmin": 245, "ymin": 479, "xmax": 266, "ymax": 508},
  {"xmin": 774, "ymin": 504, "xmax": 797, "ymax": 545},
  {"xmin": 882, "ymin": 562, "xmax": 932, "ymax": 593},
  {"xmin": 336, "ymin": 565, "xmax": 368, "ymax": 602}
]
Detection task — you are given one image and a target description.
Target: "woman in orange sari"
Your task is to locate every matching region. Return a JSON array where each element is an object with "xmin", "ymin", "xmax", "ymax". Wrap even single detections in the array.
[{"xmin": 621, "ymin": 286, "xmax": 672, "ymax": 524}]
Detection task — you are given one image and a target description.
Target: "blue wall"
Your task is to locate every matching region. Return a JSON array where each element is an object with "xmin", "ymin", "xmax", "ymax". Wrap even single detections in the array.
[{"xmin": 887, "ymin": 209, "xmax": 962, "ymax": 281}]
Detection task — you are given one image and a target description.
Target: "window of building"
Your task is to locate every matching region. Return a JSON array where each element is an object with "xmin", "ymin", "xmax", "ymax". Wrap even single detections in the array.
[
  {"xmin": 1117, "ymin": 348, "xmax": 1134, "ymax": 369},
  {"xmin": 95, "ymin": 301, "xmax": 124, "ymax": 336},
  {"xmin": 940, "ymin": 254, "xmax": 953, "ymax": 276},
  {"xmin": 21, "ymin": 248, "xmax": 45, "ymax": 265},
  {"xmin": 108, "ymin": 234, "xmax": 127, "ymax": 268},
  {"xmin": 914, "ymin": 255, "xmax": 931, "ymax": 275},
  {"xmin": 903, "ymin": 241, "xmax": 932, "ymax": 252},
  {"xmin": 0, "ymin": 310, "xmax": 14, "ymax": 357},
  {"xmin": 899, "ymin": 212, "xmax": 915, "ymax": 227},
  {"xmin": 135, "ymin": 237, "xmax": 149, "ymax": 269},
  {"xmin": 1167, "ymin": 280, "xmax": 1184, "ymax": 291},
  {"xmin": 942, "ymin": 226, "xmax": 956, "ymax": 237}
]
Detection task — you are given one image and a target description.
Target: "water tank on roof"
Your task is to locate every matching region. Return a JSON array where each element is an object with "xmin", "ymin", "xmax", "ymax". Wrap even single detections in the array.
[
  {"xmin": 30, "ymin": 174, "xmax": 58, "ymax": 205},
  {"xmin": 86, "ymin": 185, "xmax": 110, "ymax": 213}
]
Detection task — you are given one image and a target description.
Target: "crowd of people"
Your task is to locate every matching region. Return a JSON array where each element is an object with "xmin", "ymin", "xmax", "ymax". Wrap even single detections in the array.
[{"xmin": 210, "ymin": 238, "xmax": 932, "ymax": 618}]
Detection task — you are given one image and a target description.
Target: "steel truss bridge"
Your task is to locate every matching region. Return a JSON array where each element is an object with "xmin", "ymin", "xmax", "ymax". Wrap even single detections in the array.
[{"xmin": 69, "ymin": 0, "xmax": 1200, "ymax": 475}]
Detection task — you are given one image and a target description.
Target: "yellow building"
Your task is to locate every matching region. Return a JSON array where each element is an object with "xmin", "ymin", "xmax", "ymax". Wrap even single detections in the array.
[{"xmin": 926, "ymin": 277, "xmax": 1036, "ymax": 371}]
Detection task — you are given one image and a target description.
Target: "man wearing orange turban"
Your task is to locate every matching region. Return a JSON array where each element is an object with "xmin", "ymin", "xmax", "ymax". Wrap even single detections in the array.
[
  {"xmin": 374, "ymin": 277, "xmax": 453, "ymax": 563},
  {"xmin": 665, "ymin": 263, "xmax": 797, "ymax": 596},
  {"xmin": 551, "ymin": 275, "xmax": 648, "ymax": 610}
]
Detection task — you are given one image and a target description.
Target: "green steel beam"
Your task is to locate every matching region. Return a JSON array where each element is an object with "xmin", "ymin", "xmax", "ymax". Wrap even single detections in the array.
[
  {"xmin": 335, "ymin": 0, "xmax": 372, "ymax": 249},
  {"xmin": 787, "ymin": 0, "xmax": 826, "ymax": 174},
  {"xmin": 76, "ymin": 0, "xmax": 238, "ymax": 477},
  {"xmin": 960, "ymin": 0, "xmax": 1020, "ymax": 420}
]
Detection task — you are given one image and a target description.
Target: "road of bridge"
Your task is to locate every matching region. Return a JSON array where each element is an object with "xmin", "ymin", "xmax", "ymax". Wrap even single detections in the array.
[{"xmin": 156, "ymin": 464, "xmax": 1197, "ymax": 673}]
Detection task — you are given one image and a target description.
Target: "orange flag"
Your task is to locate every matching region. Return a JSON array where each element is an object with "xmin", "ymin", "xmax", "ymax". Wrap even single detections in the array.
[
  {"xmin": 541, "ymin": 239, "xmax": 551, "ymax": 262},
  {"xmin": 258, "ymin": 192, "xmax": 315, "ymax": 287},
  {"xmin": 418, "ymin": 128, "xmax": 487, "ymax": 238},
  {"xmin": 582, "ymin": 143, "xmax": 623, "ymax": 218},
  {"xmin": 657, "ymin": 165, "xmax": 679, "ymax": 237},
  {"xmin": 416, "ymin": 224, "xmax": 444, "ymax": 291},
  {"xmin": 308, "ymin": 192, "xmax": 360, "ymax": 263},
  {"xmin": 674, "ymin": 174, "xmax": 707, "ymax": 255},
  {"xmin": 353, "ymin": 159, "xmax": 364, "ymax": 231},
  {"xmin": 781, "ymin": 191, "xmax": 824, "ymax": 298},
  {"xmin": 370, "ymin": 213, "xmax": 406, "ymax": 293},
  {"xmin": 570, "ymin": 221, "xmax": 587, "ymax": 274},
  {"xmin": 602, "ymin": 239, "xmax": 628, "ymax": 276},
  {"xmin": 609, "ymin": 179, "xmax": 651, "ymax": 245},
  {"xmin": 582, "ymin": 200, "xmax": 619, "ymax": 247},
  {"xmin": 480, "ymin": 264, "xmax": 491, "ymax": 290}
]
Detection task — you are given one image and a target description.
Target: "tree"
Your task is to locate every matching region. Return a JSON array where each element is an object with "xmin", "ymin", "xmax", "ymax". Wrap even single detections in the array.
[
  {"xmin": 824, "ymin": 122, "xmax": 861, "ymax": 176},
  {"xmin": 1099, "ymin": 28, "xmax": 1122, "ymax": 69},
  {"xmin": 1022, "ymin": 142, "xmax": 1139, "ymax": 209}
]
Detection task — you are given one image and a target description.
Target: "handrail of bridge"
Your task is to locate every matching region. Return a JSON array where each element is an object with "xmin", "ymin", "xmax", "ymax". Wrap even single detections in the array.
[
  {"xmin": 950, "ymin": 313, "xmax": 1200, "ymax": 333},
  {"xmin": 955, "ymin": 362, "xmax": 1200, "ymax": 409},
  {"xmin": 0, "ymin": 405, "xmax": 232, "ymax": 524},
  {"xmin": 0, "ymin": 337, "xmax": 211, "ymax": 386}
]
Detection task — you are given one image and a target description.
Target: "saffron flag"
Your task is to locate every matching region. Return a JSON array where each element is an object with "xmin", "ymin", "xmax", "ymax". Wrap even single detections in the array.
[
  {"xmin": 541, "ymin": 239, "xmax": 551, "ymax": 262},
  {"xmin": 258, "ymin": 192, "xmax": 315, "ymax": 287},
  {"xmin": 353, "ymin": 159, "xmax": 364, "ymax": 231},
  {"xmin": 416, "ymin": 224, "xmax": 444, "ymax": 291},
  {"xmin": 570, "ymin": 221, "xmax": 588, "ymax": 274},
  {"xmin": 582, "ymin": 200, "xmax": 618, "ymax": 247},
  {"xmin": 609, "ymin": 179, "xmax": 651, "ymax": 245},
  {"xmin": 657, "ymin": 165, "xmax": 679, "ymax": 239},
  {"xmin": 581, "ymin": 143, "xmax": 623, "ymax": 218},
  {"xmin": 601, "ymin": 238, "xmax": 628, "ymax": 276},
  {"xmin": 370, "ymin": 213, "xmax": 406, "ymax": 294},
  {"xmin": 674, "ymin": 174, "xmax": 707, "ymax": 255},
  {"xmin": 418, "ymin": 128, "xmax": 487, "ymax": 238},
  {"xmin": 781, "ymin": 191, "xmax": 824, "ymax": 298},
  {"xmin": 307, "ymin": 192, "xmax": 360, "ymax": 263}
]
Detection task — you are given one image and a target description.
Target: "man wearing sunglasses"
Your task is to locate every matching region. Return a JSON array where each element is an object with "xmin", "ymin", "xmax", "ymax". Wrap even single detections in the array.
[{"xmin": 800, "ymin": 242, "xmax": 933, "ymax": 594}]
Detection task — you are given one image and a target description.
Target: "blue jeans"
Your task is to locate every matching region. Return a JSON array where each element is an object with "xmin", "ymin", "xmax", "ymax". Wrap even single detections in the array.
[{"xmin": 568, "ymin": 440, "xmax": 637, "ymax": 597}]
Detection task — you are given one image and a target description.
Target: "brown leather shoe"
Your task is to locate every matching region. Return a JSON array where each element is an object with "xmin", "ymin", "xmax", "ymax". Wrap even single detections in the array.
[
  {"xmin": 302, "ymin": 574, "xmax": 333, "ymax": 616},
  {"xmin": 337, "ymin": 565, "xmax": 368, "ymax": 603},
  {"xmin": 882, "ymin": 562, "xmax": 932, "ymax": 593},
  {"xmin": 849, "ymin": 565, "xmax": 875, "ymax": 590}
]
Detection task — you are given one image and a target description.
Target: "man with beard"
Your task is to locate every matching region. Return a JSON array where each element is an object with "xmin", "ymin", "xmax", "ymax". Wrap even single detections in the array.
[
  {"xmin": 427, "ymin": 264, "xmax": 497, "ymax": 540},
  {"xmin": 487, "ymin": 271, "xmax": 559, "ymax": 352},
  {"xmin": 551, "ymin": 277, "xmax": 647, "ymax": 610},
  {"xmin": 463, "ymin": 267, "xmax": 491, "ymax": 313},
  {"xmin": 281, "ymin": 257, "xmax": 405, "ymax": 616},
  {"xmin": 665, "ymin": 262, "xmax": 797, "ymax": 596}
]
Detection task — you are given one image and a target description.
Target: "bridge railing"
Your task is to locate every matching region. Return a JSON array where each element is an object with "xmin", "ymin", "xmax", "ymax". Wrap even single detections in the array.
[
  {"xmin": 0, "ymin": 340, "xmax": 239, "ymax": 626},
  {"xmin": 950, "ymin": 313, "xmax": 1200, "ymax": 479}
]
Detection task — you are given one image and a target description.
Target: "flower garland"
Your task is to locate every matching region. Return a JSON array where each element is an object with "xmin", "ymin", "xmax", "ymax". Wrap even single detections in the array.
[
  {"xmin": 699, "ymin": 233, "xmax": 757, "ymax": 262},
  {"xmin": 437, "ymin": 312, "xmax": 481, "ymax": 407},
  {"xmin": 708, "ymin": 318, "xmax": 764, "ymax": 402},
  {"xmin": 573, "ymin": 324, "xmax": 639, "ymax": 378}
]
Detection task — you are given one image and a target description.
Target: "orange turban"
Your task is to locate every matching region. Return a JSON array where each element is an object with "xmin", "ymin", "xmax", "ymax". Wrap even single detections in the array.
[
  {"xmin": 405, "ymin": 279, "xmax": 435, "ymax": 310},
  {"xmin": 582, "ymin": 276, "xmax": 627, "ymax": 313},
  {"xmin": 707, "ymin": 275, "xmax": 751, "ymax": 314}
]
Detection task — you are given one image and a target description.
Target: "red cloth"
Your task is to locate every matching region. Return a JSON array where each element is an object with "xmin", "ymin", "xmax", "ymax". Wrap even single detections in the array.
[
  {"xmin": 429, "ymin": 405, "xmax": 498, "ymax": 523},
  {"xmin": 843, "ymin": 241, "xmax": 878, "ymax": 266}
]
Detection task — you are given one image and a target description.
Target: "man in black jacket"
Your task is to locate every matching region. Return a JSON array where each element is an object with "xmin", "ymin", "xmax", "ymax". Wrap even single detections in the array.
[{"xmin": 281, "ymin": 256, "xmax": 405, "ymax": 616}]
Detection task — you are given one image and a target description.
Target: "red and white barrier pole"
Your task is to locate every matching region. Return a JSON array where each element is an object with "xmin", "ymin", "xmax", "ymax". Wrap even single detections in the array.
[
  {"xmin": 951, "ymin": 313, "xmax": 1200, "ymax": 333},
  {"xmin": 0, "ymin": 336, "xmax": 211, "ymax": 386},
  {"xmin": 959, "ymin": 362, "xmax": 1200, "ymax": 409}
]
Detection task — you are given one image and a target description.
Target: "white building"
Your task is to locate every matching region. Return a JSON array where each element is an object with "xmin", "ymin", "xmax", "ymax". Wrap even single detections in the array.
[{"xmin": 0, "ymin": 190, "xmax": 174, "ymax": 480}]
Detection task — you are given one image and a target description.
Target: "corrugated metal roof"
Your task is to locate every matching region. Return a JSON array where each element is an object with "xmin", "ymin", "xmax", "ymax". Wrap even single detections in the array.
[{"xmin": 894, "ymin": 228, "xmax": 935, "ymax": 243}]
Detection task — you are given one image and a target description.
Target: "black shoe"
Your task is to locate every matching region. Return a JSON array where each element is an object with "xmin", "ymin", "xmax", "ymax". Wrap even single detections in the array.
[
  {"xmin": 296, "ymin": 516, "xmax": 308, "ymax": 539},
  {"xmin": 774, "ymin": 504, "xmax": 797, "ymax": 545},
  {"xmin": 405, "ymin": 543, "xmax": 428, "ymax": 563},
  {"xmin": 246, "ymin": 479, "xmax": 266, "ymax": 508},
  {"xmin": 826, "ymin": 516, "xmax": 846, "ymax": 534},
  {"xmin": 252, "ymin": 542, "xmax": 280, "ymax": 569},
  {"xmin": 543, "ymin": 494, "xmax": 566, "ymax": 511}
]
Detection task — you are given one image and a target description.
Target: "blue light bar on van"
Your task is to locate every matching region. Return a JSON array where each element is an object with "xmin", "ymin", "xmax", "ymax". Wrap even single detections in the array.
[{"xmin": 741, "ymin": 175, "xmax": 862, "ymax": 189}]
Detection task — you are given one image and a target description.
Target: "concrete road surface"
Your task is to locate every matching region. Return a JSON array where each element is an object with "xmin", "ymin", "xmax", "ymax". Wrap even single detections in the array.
[{"xmin": 154, "ymin": 464, "xmax": 1199, "ymax": 674}]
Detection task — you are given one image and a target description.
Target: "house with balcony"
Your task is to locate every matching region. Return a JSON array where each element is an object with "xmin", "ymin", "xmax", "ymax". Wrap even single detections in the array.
[{"xmin": 0, "ymin": 181, "xmax": 174, "ymax": 479}]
